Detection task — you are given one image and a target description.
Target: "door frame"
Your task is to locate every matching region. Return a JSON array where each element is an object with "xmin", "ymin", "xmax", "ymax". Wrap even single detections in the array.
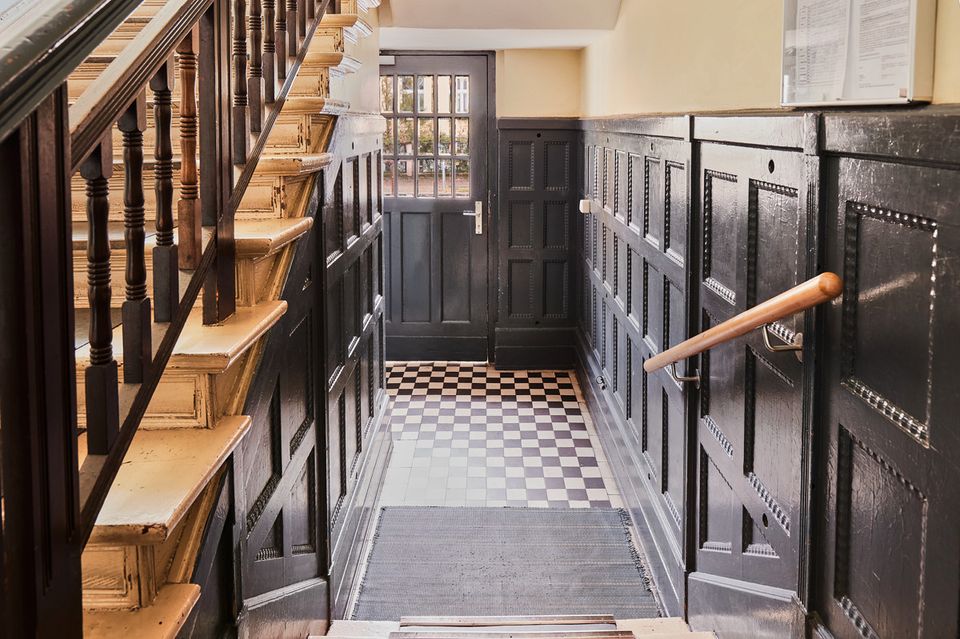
[{"xmin": 380, "ymin": 50, "xmax": 497, "ymax": 363}]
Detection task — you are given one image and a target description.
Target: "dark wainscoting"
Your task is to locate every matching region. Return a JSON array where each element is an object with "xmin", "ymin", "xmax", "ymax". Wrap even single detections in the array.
[
  {"xmin": 495, "ymin": 119, "xmax": 580, "ymax": 368},
  {"xmin": 233, "ymin": 115, "xmax": 390, "ymax": 637},
  {"xmin": 566, "ymin": 106, "xmax": 960, "ymax": 639}
]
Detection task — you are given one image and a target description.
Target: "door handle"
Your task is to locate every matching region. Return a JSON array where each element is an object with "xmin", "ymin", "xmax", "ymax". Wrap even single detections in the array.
[{"xmin": 462, "ymin": 200, "xmax": 483, "ymax": 235}]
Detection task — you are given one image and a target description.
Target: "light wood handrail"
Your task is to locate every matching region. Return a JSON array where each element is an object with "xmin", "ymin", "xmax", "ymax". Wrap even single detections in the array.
[{"xmin": 643, "ymin": 272, "xmax": 843, "ymax": 373}]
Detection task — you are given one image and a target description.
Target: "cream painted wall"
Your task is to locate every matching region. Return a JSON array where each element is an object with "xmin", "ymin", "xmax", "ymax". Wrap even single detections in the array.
[
  {"xmin": 580, "ymin": 0, "xmax": 783, "ymax": 116},
  {"xmin": 933, "ymin": 0, "xmax": 960, "ymax": 104},
  {"xmin": 496, "ymin": 49, "xmax": 582, "ymax": 117},
  {"xmin": 342, "ymin": 7, "xmax": 382, "ymax": 113},
  {"xmin": 580, "ymin": 0, "xmax": 960, "ymax": 117}
]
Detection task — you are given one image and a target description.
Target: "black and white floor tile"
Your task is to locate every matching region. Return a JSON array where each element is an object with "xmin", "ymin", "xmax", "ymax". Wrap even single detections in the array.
[{"xmin": 378, "ymin": 362, "xmax": 622, "ymax": 509}]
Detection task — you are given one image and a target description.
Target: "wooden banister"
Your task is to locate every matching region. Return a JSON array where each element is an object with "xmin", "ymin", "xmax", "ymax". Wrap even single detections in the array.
[{"xmin": 643, "ymin": 273, "xmax": 843, "ymax": 374}]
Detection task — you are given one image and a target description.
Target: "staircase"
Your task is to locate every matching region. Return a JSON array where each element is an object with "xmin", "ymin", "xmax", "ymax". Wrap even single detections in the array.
[
  {"xmin": 62, "ymin": 0, "xmax": 379, "ymax": 636},
  {"xmin": 322, "ymin": 616, "xmax": 714, "ymax": 639}
]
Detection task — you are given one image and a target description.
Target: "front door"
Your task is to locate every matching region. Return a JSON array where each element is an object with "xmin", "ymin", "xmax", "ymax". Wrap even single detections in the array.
[{"xmin": 380, "ymin": 54, "xmax": 490, "ymax": 360}]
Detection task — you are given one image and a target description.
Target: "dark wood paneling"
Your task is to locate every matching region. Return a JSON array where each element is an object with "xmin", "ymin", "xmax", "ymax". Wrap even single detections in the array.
[
  {"xmin": 815, "ymin": 153, "xmax": 960, "ymax": 639},
  {"xmin": 578, "ymin": 125, "xmax": 694, "ymax": 616},
  {"xmin": 0, "ymin": 86, "xmax": 83, "ymax": 639},
  {"xmin": 235, "ymin": 115, "xmax": 388, "ymax": 633},
  {"xmin": 689, "ymin": 125, "xmax": 817, "ymax": 638},
  {"xmin": 496, "ymin": 125, "xmax": 579, "ymax": 368}
]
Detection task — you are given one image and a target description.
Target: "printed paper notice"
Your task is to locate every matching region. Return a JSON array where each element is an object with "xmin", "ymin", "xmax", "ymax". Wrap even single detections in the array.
[
  {"xmin": 851, "ymin": 0, "xmax": 911, "ymax": 98},
  {"xmin": 794, "ymin": 0, "xmax": 850, "ymax": 103}
]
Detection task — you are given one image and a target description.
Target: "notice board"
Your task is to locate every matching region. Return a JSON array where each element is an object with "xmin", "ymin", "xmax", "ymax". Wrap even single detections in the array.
[{"xmin": 781, "ymin": 0, "xmax": 936, "ymax": 106}]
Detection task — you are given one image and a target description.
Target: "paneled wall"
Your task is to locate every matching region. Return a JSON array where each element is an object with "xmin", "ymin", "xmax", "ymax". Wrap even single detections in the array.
[
  {"xmin": 571, "ymin": 108, "xmax": 960, "ymax": 639},
  {"xmin": 579, "ymin": 117, "xmax": 695, "ymax": 615},
  {"xmin": 234, "ymin": 115, "xmax": 389, "ymax": 632},
  {"xmin": 495, "ymin": 121, "xmax": 579, "ymax": 367}
]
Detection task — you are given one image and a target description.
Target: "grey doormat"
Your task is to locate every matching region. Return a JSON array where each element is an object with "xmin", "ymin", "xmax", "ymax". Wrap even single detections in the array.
[{"xmin": 352, "ymin": 507, "xmax": 659, "ymax": 620}]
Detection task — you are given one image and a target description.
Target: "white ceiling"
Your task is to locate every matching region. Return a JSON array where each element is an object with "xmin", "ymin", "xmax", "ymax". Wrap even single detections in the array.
[{"xmin": 379, "ymin": 0, "xmax": 622, "ymax": 50}]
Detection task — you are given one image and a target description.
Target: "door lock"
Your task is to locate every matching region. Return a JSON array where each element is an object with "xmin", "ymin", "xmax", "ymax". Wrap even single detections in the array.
[{"xmin": 462, "ymin": 200, "xmax": 483, "ymax": 235}]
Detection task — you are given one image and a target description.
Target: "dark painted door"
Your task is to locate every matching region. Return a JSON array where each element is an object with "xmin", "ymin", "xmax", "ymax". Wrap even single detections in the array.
[
  {"xmin": 380, "ymin": 54, "xmax": 489, "ymax": 360},
  {"xmin": 688, "ymin": 139, "xmax": 814, "ymax": 638},
  {"xmin": 814, "ymin": 156, "xmax": 960, "ymax": 638}
]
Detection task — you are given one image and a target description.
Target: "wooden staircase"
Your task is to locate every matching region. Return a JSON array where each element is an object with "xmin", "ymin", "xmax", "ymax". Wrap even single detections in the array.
[
  {"xmin": 321, "ymin": 616, "xmax": 714, "ymax": 639},
  {"xmin": 66, "ymin": 0, "xmax": 380, "ymax": 636}
]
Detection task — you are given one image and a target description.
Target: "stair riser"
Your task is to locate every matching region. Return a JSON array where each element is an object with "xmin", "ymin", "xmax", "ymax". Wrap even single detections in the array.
[
  {"xmin": 237, "ymin": 173, "xmax": 314, "ymax": 219},
  {"xmin": 82, "ymin": 544, "xmax": 160, "ymax": 611},
  {"xmin": 72, "ymin": 253, "xmax": 267, "ymax": 310},
  {"xmin": 291, "ymin": 67, "xmax": 346, "ymax": 99},
  {"xmin": 70, "ymin": 163, "xmax": 189, "ymax": 225},
  {"xmin": 76, "ymin": 355, "xmax": 247, "ymax": 430},
  {"xmin": 237, "ymin": 251, "xmax": 294, "ymax": 307},
  {"xmin": 266, "ymin": 113, "xmax": 313, "ymax": 154}
]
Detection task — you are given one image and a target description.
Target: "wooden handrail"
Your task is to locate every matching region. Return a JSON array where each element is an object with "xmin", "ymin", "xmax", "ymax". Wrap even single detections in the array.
[
  {"xmin": 70, "ymin": 0, "xmax": 210, "ymax": 172},
  {"xmin": 643, "ymin": 272, "xmax": 843, "ymax": 373}
]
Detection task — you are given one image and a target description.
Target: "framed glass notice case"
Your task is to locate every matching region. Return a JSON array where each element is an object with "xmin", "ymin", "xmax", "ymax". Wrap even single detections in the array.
[{"xmin": 781, "ymin": 0, "xmax": 936, "ymax": 106}]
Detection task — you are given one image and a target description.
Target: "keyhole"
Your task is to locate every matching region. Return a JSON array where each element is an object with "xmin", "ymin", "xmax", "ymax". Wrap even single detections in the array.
[
  {"xmin": 767, "ymin": 159, "xmax": 775, "ymax": 174},
  {"xmin": 761, "ymin": 514, "xmax": 769, "ymax": 528}
]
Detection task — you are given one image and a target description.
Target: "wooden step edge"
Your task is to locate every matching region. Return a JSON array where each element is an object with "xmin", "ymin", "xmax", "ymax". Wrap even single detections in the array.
[
  {"xmin": 320, "ymin": 12, "xmax": 373, "ymax": 38},
  {"xmin": 400, "ymin": 616, "xmax": 617, "ymax": 628},
  {"xmin": 75, "ymin": 300, "xmax": 287, "ymax": 373},
  {"xmin": 257, "ymin": 153, "xmax": 333, "ymax": 176},
  {"xmin": 616, "ymin": 618, "xmax": 692, "ymax": 635},
  {"xmin": 327, "ymin": 620, "xmax": 401, "ymax": 637},
  {"xmin": 387, "ymin": 632, "xmax": 634, "ymax": 639},
  {"xmin": 236, "ymin": 216, "xmax": 315, "ymax": 258},
  {"xmin": 83, "ymin": 583, "xmax": 200, "ymax": 639},
  {"xmin": 82, "ymin": 415, "xmax": 252, "ymax": 546},
  {"xmin": 302, "ymin": 51, "xmax": 362, "ymax": 74},
  {"xmin": 283, "ymin": 96, "xmax": 351, "ymax": 115}
]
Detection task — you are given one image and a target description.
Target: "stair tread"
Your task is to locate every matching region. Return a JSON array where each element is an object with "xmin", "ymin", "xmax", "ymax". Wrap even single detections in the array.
[
  {"xmin": 236, "ymin": 216, "xmax": 315, "ymax": 258},
  {"xmin": 258, "ymin": 153, "xmax": 334, "ymax": 175},
  {"xmin": 81, "ymin": 415, "xmax": 251, "ymax": 545},
  {"xmin": 401, "ymin": 616, "xmax": 617, "ymax": 627},
  {"xmin": 616, "ymin": 619, "xmax": 691, "ymax": 634},
  {"xmin": 387, "ymin": 632, "xmax": 633, "ymax": 639},
  {"xmin": 303, "ymin": 50, "xmax": 362, "ymax": 73},
  {"xmin": 83, "ymin": 583, "xmax": 200, "ymax": 639},
  {"xmin": 283, "ymin": 96, "xmax": 351, "ymax": 115},
  {"xmin": 327, "ymin": 620, "xmax": 401, "ymax": 637},
  {"xmin": 320, "ymin": 12, "xmax": 373, "ymax": 37},
  {"xmin": 76, "ymin": 300, "xmax": 287, "ymax": 373}
]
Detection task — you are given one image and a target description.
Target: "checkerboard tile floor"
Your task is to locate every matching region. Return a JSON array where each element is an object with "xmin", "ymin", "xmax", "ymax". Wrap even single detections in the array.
[{"xmin": 378, "ymin": 362, "xmax": 622, "ymax": 509}]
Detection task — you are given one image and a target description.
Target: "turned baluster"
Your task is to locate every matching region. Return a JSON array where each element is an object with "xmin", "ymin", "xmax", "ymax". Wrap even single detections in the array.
[
  {"xmin": 263, "ymin": 0, "xmax": 277, "ymax": 101},
  {"xmin": 178, "ymin": 31, "xmax": 202, "ymax": 268},
  {"xmin": 150, "ymin": 59, "xmax": 179, "ymax": 322},
  {"xmin": 276, "ymin": 0, "xmax": 287, "ymax": 80},
  {"xmin": 305, "ymin": 0, "xmax": 314, "ymax": 21},
  {"xmin": 286, "ymin": 0, "xmax": 297, "ymax": 58},
  {"xmin": 117, "ymin": 93, "xmax": 151, "ymax": 383},
  {"xmin": 249, "ymin": 0, "xmax": 264, "ymax": 131},
  {"xmin": 297, "ymin": 0, "xmax": 306, "ymax": 40},
  {"xmin": 233, "ymin": 0, "xmax": 250, "ymax": 160},
  {"xmin": 200, "ymin": 2, "xmax": 237, "ymax": 324},
  {"xmin": 81, "ymin": 137, "xmax": 120, "ymax": 455}
]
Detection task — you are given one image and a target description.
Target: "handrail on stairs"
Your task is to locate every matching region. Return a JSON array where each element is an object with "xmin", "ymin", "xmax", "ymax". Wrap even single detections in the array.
[
  {"xmin": 643, "ymin": 273, "xmax": 843, "ymax": 379},
  {"xmin": 0, "ymin": 0, "xmax": 338, "ymax": 547}
]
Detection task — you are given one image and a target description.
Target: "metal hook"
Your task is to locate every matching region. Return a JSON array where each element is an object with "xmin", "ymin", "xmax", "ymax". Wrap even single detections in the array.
[
  {"xmin": 668, "ymin": 362, "xmax": 700, "ymax": 389},
  {"xmin": 760, "ymin": 324, "xmax": 803, "ymax": 361}
]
